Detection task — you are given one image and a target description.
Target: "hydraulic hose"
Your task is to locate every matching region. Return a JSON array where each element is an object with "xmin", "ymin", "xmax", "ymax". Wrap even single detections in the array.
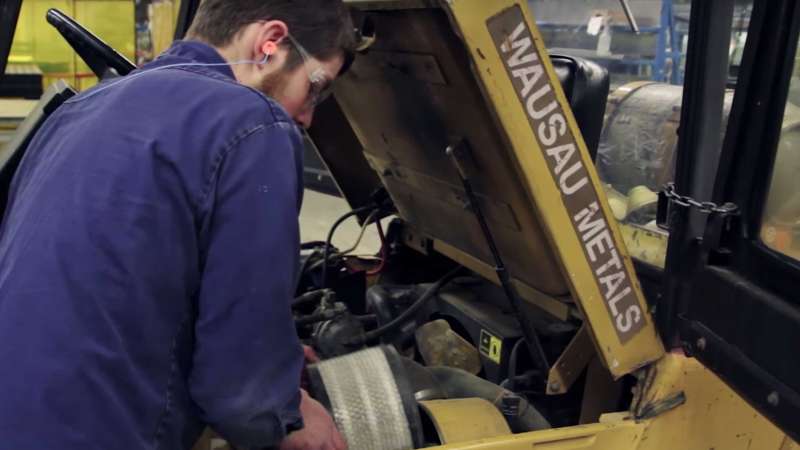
[
  {"xmin": 292, "ymin": 289, "xmax": 330, "ymax": 308},
  {"xmin": 347, "ymin": 266, "xmax": 462, "ymax": 345},
  {"xmin": 320, "ymin": 205, "xmax": 376, "ymax": 288}
]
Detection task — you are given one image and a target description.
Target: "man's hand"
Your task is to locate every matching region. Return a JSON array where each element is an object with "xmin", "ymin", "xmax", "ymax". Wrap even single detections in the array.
[
  {"xmin": 302, "ymin": 345, "xmax": 320, "ymax": 364},
  {"xmin": 279, "ymin": 389, "xmax": 347, "ymax": 450}
]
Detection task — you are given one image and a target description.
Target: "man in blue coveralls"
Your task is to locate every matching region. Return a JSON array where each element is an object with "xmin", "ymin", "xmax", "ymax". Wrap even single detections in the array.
[{"xmin": 0, "ymin": 1, "xmax": 355, "ymax": 449}]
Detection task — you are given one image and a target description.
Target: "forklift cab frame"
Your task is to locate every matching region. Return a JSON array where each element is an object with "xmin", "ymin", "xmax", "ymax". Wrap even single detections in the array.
[
  {"xmin": 177, "ymin": 1, "xmax": 800, "ymax": 437},
  {"xmin": 664, "ymin": 0, "xmax": 800, "ymax": 437}
]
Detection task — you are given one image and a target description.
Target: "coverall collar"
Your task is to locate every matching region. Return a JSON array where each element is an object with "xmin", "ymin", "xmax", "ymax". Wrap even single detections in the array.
[{"xmin": 160, "ymin": 40, "xmax": 237, "ymax": 81}]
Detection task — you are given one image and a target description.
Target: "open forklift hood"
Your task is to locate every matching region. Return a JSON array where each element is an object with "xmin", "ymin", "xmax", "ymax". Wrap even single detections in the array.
[
  {"xmin": 309, "ymin": 0, "xmax": 665, "ymax": 377},
  {"xmin": 313, "ymin": 0, "xmax": 580, "ymax": 297},
  {"xmin": 320, "ymin": 8, "xmax": 568, "ymax": 297}
]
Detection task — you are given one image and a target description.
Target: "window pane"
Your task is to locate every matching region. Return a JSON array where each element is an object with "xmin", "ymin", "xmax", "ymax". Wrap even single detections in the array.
[
  {"xmin": 529, "ymin": 0, "xmax": 751, "ymax": 268},
  {"xmin": 6, "ymin": 0, "xmax": 136, "ymax": 92},
  {"xmin": 135, "ymin": 0, "xmax": 182, "ymax": 65},
  {"xmin": 74, "ymin": 0, "xmax": 136, "ymax": 91},
  {"xmin": 760, "ymin": 42, "xmax": 800, "ymax": 261},
  {"xmin": 8, "ymin": 0, "xmax": 77, "ymax": 89}
]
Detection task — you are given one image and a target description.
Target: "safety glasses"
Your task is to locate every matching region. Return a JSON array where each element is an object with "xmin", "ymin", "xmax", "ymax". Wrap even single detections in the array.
[{"xmin": 286, "ymin": 34, "xmax": 334, "ymax": 109}]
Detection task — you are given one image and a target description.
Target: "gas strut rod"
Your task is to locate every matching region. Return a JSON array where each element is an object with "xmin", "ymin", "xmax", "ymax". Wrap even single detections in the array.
[
  {"xmin": 446, "ymin": 143, "xmax": 550, "ymax": 378},
  {"xmin": 619, "ymin": 0, "xmax": 640, "ymax": 34}
]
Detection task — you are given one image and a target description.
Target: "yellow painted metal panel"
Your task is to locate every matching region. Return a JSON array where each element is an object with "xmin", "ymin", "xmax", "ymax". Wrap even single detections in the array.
[
  {"xmin": 619, "ymin": 223, "xmax": 667, "ymax": 269},
  {"xmin": 440, "ymin": 0, "xmax": 664, "ymax": 377},
  {"xmin": 429, "ymin": 354, "xmax": 796, "ymax": 449},
  {"xmin": 419, "ymin": 398, "xmax": 512, "ymax": 444},
  {"xmin": 431, "ymin": 420, "xmax": 646, "ymax": 450},
  {"xmin": 634, "ymin": 354, "xmax": 795, "ymax": 450}
]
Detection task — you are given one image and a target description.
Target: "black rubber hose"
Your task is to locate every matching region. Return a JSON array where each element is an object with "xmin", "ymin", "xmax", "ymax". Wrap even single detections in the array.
[
  {"xmin": 500, "ymin": 338, "xmax": 526, "ymax": 389},
  {"xmin": 320, "ymin": 206, "xmax": 376, "ymax": 288},
  {"xmin": 300, "ymin": 241, "xmax": 327, "ymax": 250},
  {"xmin": 292, "ymin": 289, "xmax": 330, "ymax": 308},
  {"xmin": 354, "ymin": 314, "xmax": 378, "ymax": 328},
  {"xmin": 347, "ymin": 266, "xmax": 462, "ymax": 345},
  {"xmin": 425, "ymin": 365, "xmax": 551, "ymax": 433}
]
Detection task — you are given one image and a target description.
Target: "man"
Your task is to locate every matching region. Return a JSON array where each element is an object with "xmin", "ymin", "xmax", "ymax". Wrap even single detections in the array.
[{"xmin": 0, "ymin": 1, "xmax": 355, "ymax": 449}]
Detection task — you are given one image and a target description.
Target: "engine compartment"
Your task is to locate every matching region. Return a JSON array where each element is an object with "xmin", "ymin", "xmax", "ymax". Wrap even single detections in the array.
[
  {"xmin": 290, "ymin": 2, "xmax": 664, "ymax": 448},
  {"xmin": 293, "ymin": 218, "xmax": 633, "ymax": 448}
]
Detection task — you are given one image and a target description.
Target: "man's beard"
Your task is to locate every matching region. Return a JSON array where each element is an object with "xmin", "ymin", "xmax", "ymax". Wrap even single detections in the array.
[{"xmin": 259, "ymin": 68, "xmax": 291, "ymax": 100}]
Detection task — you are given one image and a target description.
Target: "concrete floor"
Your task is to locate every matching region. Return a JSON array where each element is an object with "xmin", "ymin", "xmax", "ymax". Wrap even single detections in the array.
[{"xmin": 298, "ymin": 189, "xmax": 386, "ymax": 255}]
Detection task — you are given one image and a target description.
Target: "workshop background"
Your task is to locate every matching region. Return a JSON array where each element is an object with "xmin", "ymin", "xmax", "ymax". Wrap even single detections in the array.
[
  {"xmin": 0, "ymin": 0, "xmax": 389, "ymax": 254},
  {"xmin": 5, "ymin": 1, "xmax": 800, "ymax": 450},
  {"xmin": 2, "ymin": 0, "xmax": 759, "ymax": 262}
]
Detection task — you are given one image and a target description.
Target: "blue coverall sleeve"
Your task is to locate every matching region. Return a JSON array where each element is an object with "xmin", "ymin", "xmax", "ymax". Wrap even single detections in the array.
[{"xmin": 190, "ymin": 121, "xmax": 305, "ymax": 448}]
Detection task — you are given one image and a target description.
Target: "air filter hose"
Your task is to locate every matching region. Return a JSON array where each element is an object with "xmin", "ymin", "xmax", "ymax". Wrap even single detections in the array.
[{"xmin": 306, "ymin": 346, "xmax": 424, "ymax": 450}]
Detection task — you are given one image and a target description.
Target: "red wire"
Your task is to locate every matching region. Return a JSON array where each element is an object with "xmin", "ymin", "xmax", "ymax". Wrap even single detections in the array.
[{"xmin": 367, "ymin": 219, "xmax": 388, "ymax": 275}]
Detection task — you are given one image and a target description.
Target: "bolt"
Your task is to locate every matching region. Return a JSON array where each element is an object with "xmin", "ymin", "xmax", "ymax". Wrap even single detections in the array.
[
  {"xmin": 500, "ymin": 392, "xmax": 521, "ymax": 416},
  {"xmin": 767, "ymin": 392, "xmax": 780, "ymax": 406},
  {"xmin": 549, "ymin": 381, "xmax": 561, "ymax": 392},
  {"xmin": 696, "ymin": 337, "xmax": 706, "ymax": 351}
]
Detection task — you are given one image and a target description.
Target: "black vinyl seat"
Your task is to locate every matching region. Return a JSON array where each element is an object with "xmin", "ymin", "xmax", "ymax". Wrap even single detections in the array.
[{"xmin": 549, "ymin": 54, "xmax": 610, "ymax": 161}]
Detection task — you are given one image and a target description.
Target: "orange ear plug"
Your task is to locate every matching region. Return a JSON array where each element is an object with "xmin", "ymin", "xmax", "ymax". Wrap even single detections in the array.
[{"xmin": 262, "ymin": 41, "xmax": 278, "ymax": 56}]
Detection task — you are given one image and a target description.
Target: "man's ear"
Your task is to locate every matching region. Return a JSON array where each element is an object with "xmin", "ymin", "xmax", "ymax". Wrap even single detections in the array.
[{"xmin": 254, "ymin": 20, "xmax": 289, "ymax": 61}]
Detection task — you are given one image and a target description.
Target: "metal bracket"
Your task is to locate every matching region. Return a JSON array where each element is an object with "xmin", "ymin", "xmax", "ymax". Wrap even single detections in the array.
[{"xmin": 547, "ymin": 325, "xmax": 593, "ymax": 395}]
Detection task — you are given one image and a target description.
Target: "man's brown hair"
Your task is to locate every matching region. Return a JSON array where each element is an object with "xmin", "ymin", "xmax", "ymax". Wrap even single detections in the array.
[{"xmin": 186, "ymin": 0, "xmax": 356, "ymax": 72}]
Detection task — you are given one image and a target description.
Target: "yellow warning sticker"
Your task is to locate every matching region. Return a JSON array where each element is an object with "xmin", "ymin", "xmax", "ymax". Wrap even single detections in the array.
[{"xmin": 479, "ymin": 330, "xmax": 503, "ymax": 364}]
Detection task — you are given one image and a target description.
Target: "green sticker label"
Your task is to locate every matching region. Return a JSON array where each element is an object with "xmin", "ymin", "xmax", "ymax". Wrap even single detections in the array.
[{"xmin": 479, "ymin": 329, "xmax": 503, "ymax": 364}]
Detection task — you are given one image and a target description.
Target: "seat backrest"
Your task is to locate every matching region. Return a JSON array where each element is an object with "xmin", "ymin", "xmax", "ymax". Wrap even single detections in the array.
[{"xmin": 549, "ymin": 55, "xmax": 610, "ymax": 160}]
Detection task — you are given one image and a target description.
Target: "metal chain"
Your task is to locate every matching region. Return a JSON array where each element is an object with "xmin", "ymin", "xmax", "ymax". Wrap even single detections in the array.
[{"xmin": 662, "ymin": 182, "xmax": 739, "ymax": 215}]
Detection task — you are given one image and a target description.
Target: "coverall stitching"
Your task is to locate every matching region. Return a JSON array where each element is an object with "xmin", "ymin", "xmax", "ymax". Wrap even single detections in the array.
[
  {"xmin": 170, "ymin": 66, "xmax": 291, "ymax": 124},
  {"xmin": 65, "ymin": 65, "xmax": 292, "ymax": 127},
  {"xmin": 196, "ymin": 124, "xmax": 264, "ymax": 213},
  {"xmin": 196, "ymin": 121, "xmax": 294, "ymax": 217},
  {"xmin": 152, "ymin": 312, "xmax": 192, "ymax": 450}
]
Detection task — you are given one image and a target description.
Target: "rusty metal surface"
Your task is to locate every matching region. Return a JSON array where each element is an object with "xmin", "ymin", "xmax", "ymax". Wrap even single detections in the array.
[
  {"xmin": 579, "ymin": 357, "xmax": 624, "ymax": 424},
  {"xmin": 331, "ymin": 3, "xmax": 568, "ymax": 297},
  {"xmin": 415, "ymin": 319, "xmax": 482, "ymax": 374},
  {"xmin": 546, "ymin": 325, "xmax": 594, "ymax": 395}
]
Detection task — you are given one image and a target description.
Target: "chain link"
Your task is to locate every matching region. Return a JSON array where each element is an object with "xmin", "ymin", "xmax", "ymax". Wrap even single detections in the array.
[{"xmin": 662, "ymin": 182, "xmax": 739, "ymax": 215}]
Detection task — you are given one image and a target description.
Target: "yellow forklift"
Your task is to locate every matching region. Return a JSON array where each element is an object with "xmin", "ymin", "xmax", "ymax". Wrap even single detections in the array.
[{"xmin": 1, "ymin": 0, "xmax": 799, "ymax": 449}]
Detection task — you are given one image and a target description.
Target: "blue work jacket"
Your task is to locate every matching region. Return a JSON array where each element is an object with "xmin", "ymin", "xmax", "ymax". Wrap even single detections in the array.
[{"xmin": 0, "ymin": 41, "xmax": 305, "ymax": 449}]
